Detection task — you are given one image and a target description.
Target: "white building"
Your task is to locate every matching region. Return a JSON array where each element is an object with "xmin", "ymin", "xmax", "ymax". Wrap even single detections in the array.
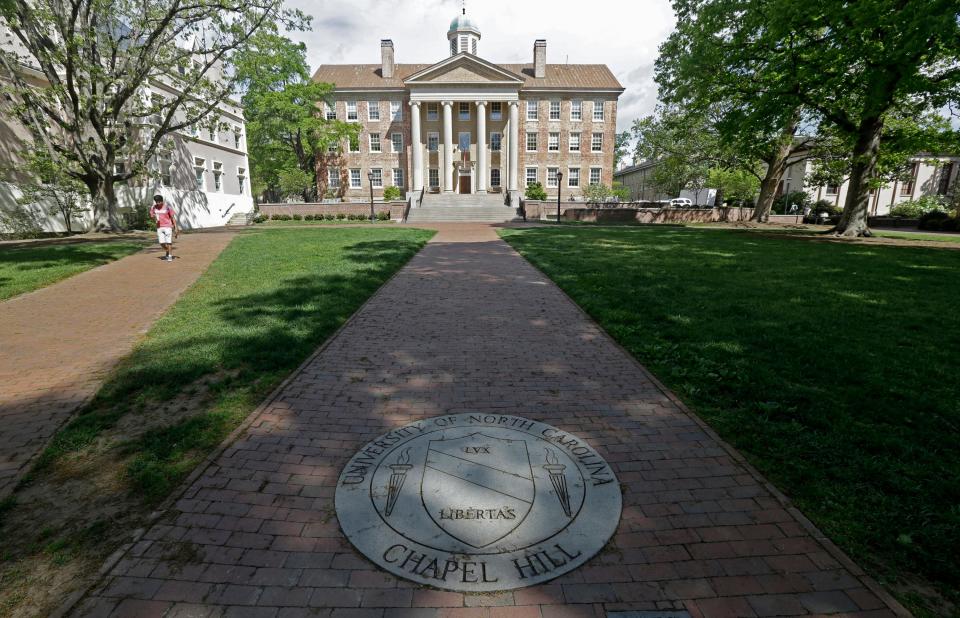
[{"xmin": 0, "ymin": 25, "xmax": 254, "ymax": 232}]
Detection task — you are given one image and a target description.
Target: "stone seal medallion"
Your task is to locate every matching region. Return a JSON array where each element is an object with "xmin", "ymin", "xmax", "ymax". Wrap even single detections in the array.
[{"xmin": 335, "ymin": 413, "xmax": 622, "ymax": 591}]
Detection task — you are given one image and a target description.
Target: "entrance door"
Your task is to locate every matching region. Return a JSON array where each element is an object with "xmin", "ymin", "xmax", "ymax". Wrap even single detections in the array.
[
  {"xmin": 459, "ymin": 175, "xmax": 472, "ymax": 194},
  {"xmin": 458, "ymin": 132, "xmax": 471, "ymax": 161}
]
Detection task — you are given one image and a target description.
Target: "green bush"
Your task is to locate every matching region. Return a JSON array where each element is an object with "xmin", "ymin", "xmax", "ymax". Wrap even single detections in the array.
[
  {"xmin": 773, "ymin": 190, "xmax": 812, "ymax": 214},
  {"xmin": 814, "ymin": 199, "xmax": 841, "ymax": 216},
  {"xmin": 336, "ymin": 213, "xmax": 347, "ymax": 220},
  {"xmin": 292, "ymin": 214, "xmax": 303, "ymax": 221},
  {"xmin": 122, "ymin": 203, "xmax": 156, "ymax": 231},
  {"xmin": 940, "ymin": 217, "xmax": 958, "ymax": 232},
  {"xmin": 383, "ymin": 186, "xmax": 403, "ymax": 201},
  {"xmin": 324, "ymin": 213, "xmax": 335, "ymax": 221},
  {"xmin": 889, "ymin": 196, "xmax": 947, "ymax": 218},
  {"xmin": 918, "ymin": 210, "xmax": 950, "ymax": 230},
  {"xmin": 376, "ymin": 210, "xmax": 391, "ymax": 221},
  {"xmin": 525, "ymin": 182, "xmax": 547, "ymax": 201},
  {"xmin": 252, "ymin": 214, "xmax": 268, "ymax": 224}
]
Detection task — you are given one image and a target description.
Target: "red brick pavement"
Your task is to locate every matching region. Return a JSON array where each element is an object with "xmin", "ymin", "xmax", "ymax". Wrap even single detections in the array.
[
  {"xmin": 0, "ymin": 231, "xmax": 235, "ymax": 499},
  {"xmin": 71, "ymin": 224, "xmax": 906, "ymax": 617}
]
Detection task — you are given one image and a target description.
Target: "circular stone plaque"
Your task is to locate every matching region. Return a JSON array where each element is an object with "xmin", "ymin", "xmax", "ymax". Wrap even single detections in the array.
[{"xmin": 335, "ymin": 414, "xmax": 622, "ymax": 591}]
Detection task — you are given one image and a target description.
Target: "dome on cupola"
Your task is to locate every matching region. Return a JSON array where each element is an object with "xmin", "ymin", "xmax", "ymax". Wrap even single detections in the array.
[{"xmin": 447, "ymin": 5, "xmax": 481, "ymax": 56}]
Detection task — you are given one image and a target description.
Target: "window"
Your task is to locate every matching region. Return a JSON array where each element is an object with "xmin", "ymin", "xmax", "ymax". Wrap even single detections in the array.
[
  {"xmin": 429, "ymin": 168, "xmax": 439, "ymax": 188},
  {"xmin": 460, "ymin": 35, "xmax": 467, "ymax": 51},
  {"xmin": 593, "ymin": 100, "xmax": 604, "ymax": 121},
  {"xmin": 190, "ymin": 124, "xmax": 199, "ymax": 138},
  {"xmin": 369, "ymin": 132, "xmax": 382, "ymax": 152},
  {"xmin": 490, "ymin": 132, "xmax": 502, "ymax": 152},
  {"xmin": 549, "ymin": 100, "xmax": 561, "ymax": 120},
  {"xmin": 393, "ymin": 167, "xmax": 404, "ymax": 187},
  {"xmin": 349, "ymin": 134, "xmax": 360, "ymax": 152},
  {"xmin": 490, "ymin": 102, "xmax": 502, "ymax": 120},
  {"xmin": 459, "ymin": 102, "xmax": 470, "ymax": 121},
  {"xmin": 350, "ymin": 168, "xmax": 362, "ymax": 188},
  {"xmin": 490, "ymin": 168, "xmax": 501, "ymax": 187},
  {"xmin": 450, "ymin": 38, "xmax": 457, "ymax": 56},
  {"xmin": 526, "ymin": 132, "xmax": 538, "ymax": 152},
  {"xmin": 938, "ymin": 162, "xmax": 955, "ymax": 195},
  {"xmin": 548, "ymin": 132, "xmax": 560, "ymax": 152},
  {"xmin": 471, "ymin": 38, "xmax": 477, "ymax": 55},
  {"xmin": 328, "ymin": 142, "xmax": 339, "ymax": 153},
  {"xmin": 428, "ymin": 132, "xmax": 439, "ymax": 152},
  {"xmin": 368, "ymin": 100, "xmax": 380, "ymax": 121},
  {"xmin": 391, "ymin": 101, "xmax": 402, "ymax": 121},
  {"xmin": 234, "ymin": 127, "xmax": 243, "ymax": 149},
  {"xmin": 591, "ymin": 132, "xmax": 603, "ymax": 152},
  {"xmin": 213, "ymin": 161, "xmax": 223, "ymax": 192},
  {"xmin": 193, "ymin": 157, "xmax": 205, "ymax": 190},
  {"xmin": 391, "ymin": 132, "xmax": 403, "ymax": 153},
  {"xmin": 150, "ymin": 94, "xmax": 163, "ymax": 127},
  {"xmin": 370, "ymin": 168, "xmax": 383, "ymax": 188},
  {"xmin": 156, "ymin": 149, "xmax": 172, "ymax": 187},
  {"xmin": 547, "ymin": 167, "xmax": 559, "ymax": 188},
  {"xmin": 328, "ymin": 168, "xmax": 340, "ymax": 188},
  {"xmin": 427, "ymin": 103, "xmax": 439, "ymax": 121},
  {"xmin": 826, "ymin": 184, "xmax": 840, "ymax": 196},
  {"xmin": 346, "ymin": 100, "xmax": 358, "ymax": 121},
  {"xmin": 569, "ymin": 132, "xmax": 581, "ymax": 153},
  {"xmin": 568, "ymin": 167, "xmax": 580, "ymax": 188},
  {"xmin": 525, "ymin": 167, "xmax": 538, "ymax": 187},
  {"xmin": 325, "ymin": 102, "xmax": 337, "ymax": 121},
  {"xmin": 237, "ymin": 167, "xmax": 246, "ymax": 194},
  {"xmin": 526, "ymin": 100, "xmax": 538, "ymax": 121},
  {"xmin": 902, "ymin": 162, "xmax": 919, "ymax": 195},
  {"xmin": 571, "ymin": 100, "xmax": 582, "ymax": 121},
  {"xmin": 208, "ymin": 125, "xmax": 217, "ymax": 142},
  {"xmin": 589, "ymin": 167, "xmax": 602, "ymax": 185}
]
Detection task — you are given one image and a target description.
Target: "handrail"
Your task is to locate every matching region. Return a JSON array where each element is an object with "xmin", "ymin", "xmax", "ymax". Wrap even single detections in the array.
[
  {"xmin": 417, "ymin": 186, "xmax": 425, "ymax": 208},
  {"xmin": 222, "ymin": 202, "xmax": 237, "ymax": 216},
  {"xmin": 402, "ymin": 187, "xmax": 423, "ymax": 223}
]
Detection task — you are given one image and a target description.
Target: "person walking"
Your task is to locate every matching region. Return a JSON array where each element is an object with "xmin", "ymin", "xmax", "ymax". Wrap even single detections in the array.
[{"xmin": 149, "ymin": 194, "xmax": 179, "ymax": 262}]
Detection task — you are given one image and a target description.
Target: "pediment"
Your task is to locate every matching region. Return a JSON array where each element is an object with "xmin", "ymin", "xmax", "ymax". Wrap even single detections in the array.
[{"xmin": 405, "ymin": 54, "xmax": 524, "ymax": 85}]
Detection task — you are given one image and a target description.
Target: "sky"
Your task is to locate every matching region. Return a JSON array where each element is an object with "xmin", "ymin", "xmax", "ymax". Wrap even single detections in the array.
[{"xmin": 283, "ymin": 0, "xmax": 678, "ymax": 134}]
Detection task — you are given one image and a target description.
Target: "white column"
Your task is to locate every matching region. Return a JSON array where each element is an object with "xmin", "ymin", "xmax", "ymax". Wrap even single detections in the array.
[
  {"xmin": 442, "ymin": 100, "xmax": 454, "ymax": 193},
  {"xmin": 409, "ymin": 101, "xmax": 423, "ymax": 191},
  {"xmin": 475, "ymin": 100, "xmax": 487, "ymax": 194},
  {"xmin": 508, "ymin": 101, "xmax": 520, "ymax": 192}
]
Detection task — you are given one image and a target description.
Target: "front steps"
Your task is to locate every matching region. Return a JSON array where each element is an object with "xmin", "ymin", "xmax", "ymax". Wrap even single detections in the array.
[
  {"xmin": 225, "ymin": 211, "xmax": 255, "ymax": 226},
  {"xmin": 405, "ymin": 193, "xmax": 522, "ymax": 223}
]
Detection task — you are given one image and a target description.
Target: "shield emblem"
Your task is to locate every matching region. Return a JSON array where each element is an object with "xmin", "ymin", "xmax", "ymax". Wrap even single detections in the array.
[{"xmin": 421, "ymin": 433, "xmax": 534, "ymax": 548}]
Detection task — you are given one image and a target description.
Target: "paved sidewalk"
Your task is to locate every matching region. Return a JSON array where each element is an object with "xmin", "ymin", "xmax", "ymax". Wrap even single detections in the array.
[
  {"xmin": 75, "ymin": 224, "xmax": 901, "ymax": 617},
  {"xmin": 0, "ymin": 231, "xmax": 235, "ymax": 498}
]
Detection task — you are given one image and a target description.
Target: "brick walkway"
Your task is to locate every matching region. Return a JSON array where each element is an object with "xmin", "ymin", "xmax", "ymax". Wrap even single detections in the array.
[
  {"xmin": 0, "ymin": 231, "xmax": 235, "ymax": 499},
  {"xmin": 74, "ymin": 224, "xmax": 903, "ymax": 618}
]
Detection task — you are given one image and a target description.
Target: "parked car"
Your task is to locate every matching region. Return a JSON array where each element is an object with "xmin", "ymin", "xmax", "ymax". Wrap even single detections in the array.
[{"xmin": 669, "ymin": 198, "xmax": 693, "ymax": 208}]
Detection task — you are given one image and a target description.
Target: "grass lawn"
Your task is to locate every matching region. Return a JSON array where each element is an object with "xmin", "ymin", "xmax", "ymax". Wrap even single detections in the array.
[
  {"xmin": 0, "ymin": 227, "xmax": 433, "ymax": 616},
  {"xmin": 0, "ymin": 240, "xmax": 147, "ymax": 301},
  {"xmin": 872, "ymin": 229, "xmax": 960, "ymax": 243},
  {"xmin": 501, "ymin": 226, "xmax": 960, "ymax": 617},
  {"xmin": 258, "ymin": 219, "xmax": 394, "ymax": 226}
]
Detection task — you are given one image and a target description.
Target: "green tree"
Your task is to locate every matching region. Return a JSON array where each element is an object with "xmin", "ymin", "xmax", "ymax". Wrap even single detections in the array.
[
  {"xmin": 614, "ymin": 131, "xmax": 631, "ymax": 169},
  {"xmin": 14, "ymin": 148, "xmax": 89, "ymax": 233},
  {"xmin": 525, "ymin": 182, "xmax": 547, "ymax": 201},
  {"xmin": 0, "ymin": 0, "xmax": 304, "ymax": 231},
  {"xmin": 707, "ymin": 167, "xmax": 761, "ymax": 206},
  {"xmin": 235, "ymin": 32, "xmax": 359, "ymax": 202}
]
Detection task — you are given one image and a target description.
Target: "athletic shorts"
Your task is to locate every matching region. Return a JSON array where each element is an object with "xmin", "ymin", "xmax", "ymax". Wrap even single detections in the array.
[{"xmin": 157, "ymin": 227, "xmax": 173, "ymax": 244}]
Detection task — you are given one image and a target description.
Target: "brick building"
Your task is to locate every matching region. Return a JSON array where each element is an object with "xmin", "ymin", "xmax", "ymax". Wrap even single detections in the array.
[{"xmin": 312, "ymin": 9, "xmax": 624, "ymax": 205}]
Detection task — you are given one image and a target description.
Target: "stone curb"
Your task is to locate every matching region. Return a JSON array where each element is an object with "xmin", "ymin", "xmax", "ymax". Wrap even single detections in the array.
[
  {"xmin": 50, "ymin": 231, "xmax": 435, "ymax": 618},
  {"xmin": 501, "ymin": 233, "xmax": 912, "ymax": 618}
]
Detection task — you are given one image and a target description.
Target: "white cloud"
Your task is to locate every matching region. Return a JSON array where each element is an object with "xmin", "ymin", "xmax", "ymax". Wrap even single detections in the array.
[{"xmin": 283, "ymin": 0, "xmax": 676, "ymax": 133}]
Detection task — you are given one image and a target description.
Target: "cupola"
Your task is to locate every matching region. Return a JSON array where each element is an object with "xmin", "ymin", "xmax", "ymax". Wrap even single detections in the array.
[{"xmin": 447, "ymin": 6, "xmax": 480, "ymax": 56}]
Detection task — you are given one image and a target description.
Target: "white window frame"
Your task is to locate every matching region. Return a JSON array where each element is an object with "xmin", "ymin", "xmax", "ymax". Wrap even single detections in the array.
[
  {"xmin": 325, "ymin": 102, "xmax": 337, "ymax": 121},
  {"xmin": 208, "ymin": 125, "xmax": 216, "ymax": 142},
  {"xmin": 526, "ymin": 100, "xmax": 538, "ymax": 121},
  {"xmin": 391, "ymin": 101, "xmax": 402, "ymax": 121},
  {"xmin": 369, "ymin": 132, "xmax": 382, "ymax": 153},
  {"xmin": 156, "ymin": 149, "xmax": 172, "ymax": 187},
  {"xmin": 212, "ymin": 161, "xmax": 223, "ymax": 192},
  {"xmin": 349, "ymin": 134, "xmax": 361, "ymax": 153},
  {"xmin": 525, "ymin": 166, "xmax": 538, "ymax": 187},
  {"xmin": 349, "ymin": 168, "xmax": 362, "ymax": 188},
  {"xmin": 429, "ymin": 168, "xmax": 440, "ymax": 188},
  {"xmin": 427, "ymin": 132, "xmax": 440, "ymax": 152},
  {"xmin": 427, "ymin": 103, "xmax": 439, "ymax": 121},
  {"xmin": 391, "ymin": 132, "xmax": 403, "ymax": 153},
  {"xmin": 568, "ymin": 167, "xmax": 580, "ymax": 188},
  {"xmin": 593, "ymin": 100, "xmax": 604, "ymax": 122},
  {"xmin": 490, "ymin": 132, "xmax": 502, "ymax": 152},
  {"xmin": 571, "ymin": 100, "xmax": 582, "ymax": 121},
  {"xmin": 346, "ymin": 100, "xmax": 358, "ymax": 121},
  {"xmin": 526, "ymin": 132, "xmax": 538, "ymax": 152},
  {"xmin": 368, "ymin": 100, "xmax": 380, "ymax": 121},
  {"xmin": 392, "ymin": 167, "xmax": 404, "ymax": 188},
  {"xmin": 490, "ymin": 102, "xmax": 502, "ymax": 121},
  {"xmin": 234, "ymin": 126, "xmax": 243, "ymax": 149},
  {"xmin": 589, "ymin": 167, "xmax": 602, "ymax": 185},
  {"xmin": 490, "ymin": 168, "xmax": 501, "ymax": 188},
  {"xmin": 459, "ymin": 102, "xmax": 471, "ymax": 121},
  {"xmin": 193, "ymin": 157, "xmax": 205, "ymax": 190},
  {"xmin": 546, "ymin": 167, "xmax": 559, "ymax": 188},
  {"xmin": 237, "ymin": 167, "xmax": 246, "ymax": 194},
  {"xmin": 370, "ymin": 168, "xmax": 383, "ymax": 188},
  {"xmin": 569, "ymin": 132, "xmax": 581, "ymax": 153},
  {"xmin": 328, "ymin": 168, "xmax": 340, "ymax": 188},
  {"xmin": 591, "ymin": 132, "xmax": 603, "ymax": 152},
  {"xmin": 549, "ymin": 100, "xmax": 561, "ymax": 121},
  {"xmin": 548, "ymin": 132, "xmax": 560, "ymax": 152}
]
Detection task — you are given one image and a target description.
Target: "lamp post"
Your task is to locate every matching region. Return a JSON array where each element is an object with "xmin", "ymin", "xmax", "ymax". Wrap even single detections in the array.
[
  {"xmin": 556, "ymin": 171, "xmax": 563, "ymax": 223},
  {"xmin": 367, "ymin": 171, "xmax": 375, "ymax": 223}
]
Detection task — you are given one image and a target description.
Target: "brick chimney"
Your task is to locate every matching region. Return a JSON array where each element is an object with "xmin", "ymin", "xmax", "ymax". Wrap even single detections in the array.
[
  {"xmin": 381, "ymin": 39, "xmax": 395, "ymax": 78},
  {"xmin": 533, "ymin": 39, "xmax": 547, "ymax": 79}
]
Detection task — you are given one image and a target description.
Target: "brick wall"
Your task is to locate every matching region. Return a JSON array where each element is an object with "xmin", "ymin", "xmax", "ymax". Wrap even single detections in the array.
[
  {"xmin": 522, "ymin": 202, "xmax": 806, "ymax": 225},
  {"xmin": 259, "ymin": 202, "xmax": 407, "ymax": 220}
]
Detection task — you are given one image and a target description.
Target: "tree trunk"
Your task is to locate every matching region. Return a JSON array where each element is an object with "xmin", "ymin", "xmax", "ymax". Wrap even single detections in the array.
[
  {"xmin": 752, "ymin": 113, "xmax": 800, "ymax": 223},
  {"xmin": 834, "ymin": 117, "xmax": 884, "ymax": 237},
  {"xmin": 86, "ymin": 176, "xmax": 123, "ymax": 232}
]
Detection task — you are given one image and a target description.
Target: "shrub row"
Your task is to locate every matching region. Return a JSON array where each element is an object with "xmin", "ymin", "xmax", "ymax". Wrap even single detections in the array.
[
  {"xmin": 260, "ymin": 211, "xmax": 391, "ymax": 223},
  {"xmin": 917, "ymin": 210, "xmax": 959, "ymax": 231}
]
